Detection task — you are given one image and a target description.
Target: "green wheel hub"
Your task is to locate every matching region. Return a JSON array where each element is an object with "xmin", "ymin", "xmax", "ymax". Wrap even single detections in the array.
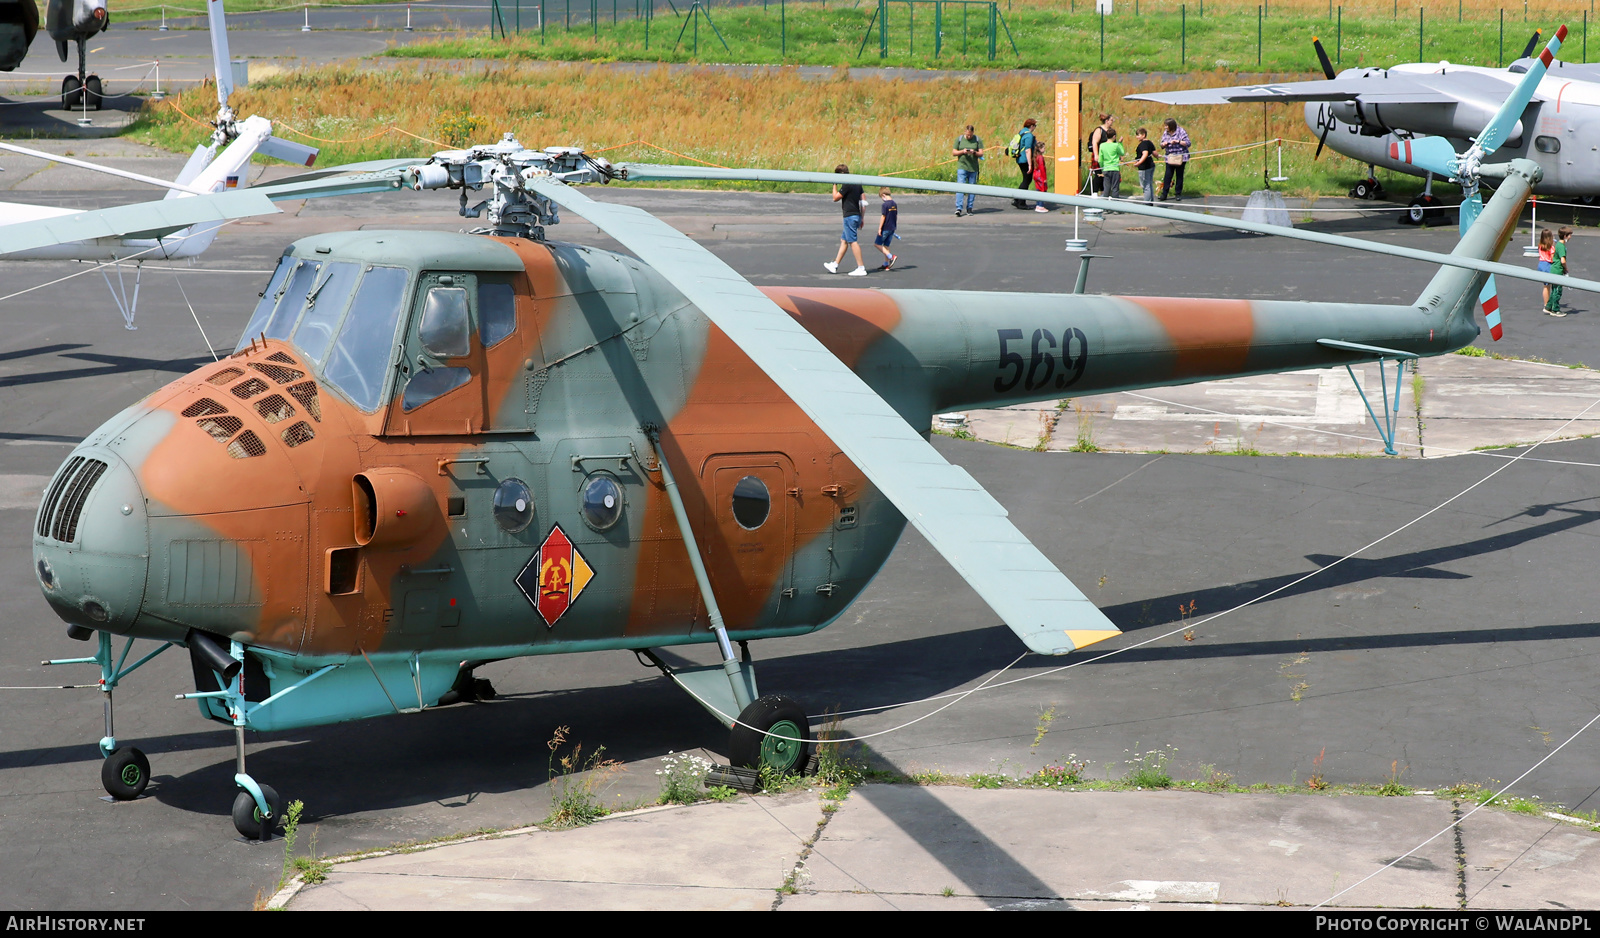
[
  {"xmin": 759, "ymin": 719, "xmax": 804, "ymax": 773},
  {"xmin": 119, "ymin": 764, "xmax": 142, "ymax": 786}
]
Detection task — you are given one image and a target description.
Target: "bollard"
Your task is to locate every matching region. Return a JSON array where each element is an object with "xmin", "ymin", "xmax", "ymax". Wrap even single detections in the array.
[
  {"xmin": 301, "ymin": 6, "xmax": 310, "ymax": 31},
  {"xmin": 406, "ymin": 4, "xmax": 414, "ymax": 30},
  {"xmin": 159, "ymin": 5, "xmax": 168, "ymax": 30}
]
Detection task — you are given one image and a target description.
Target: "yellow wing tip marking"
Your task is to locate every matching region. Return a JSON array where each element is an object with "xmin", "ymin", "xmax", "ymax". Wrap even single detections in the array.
[{"xmin": 1063, "ymin": 629, "xmax": 1121, "ymax": 651}]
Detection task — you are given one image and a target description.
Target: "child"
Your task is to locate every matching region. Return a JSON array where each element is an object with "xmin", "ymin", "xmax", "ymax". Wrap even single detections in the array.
[
  {"xmin": 1133, "ymin": 128, "xmax": 1157, "ymax": 204},
  {"xmin": 1547, "ymin": 226, "xmax": 1574, "ymax": 316},
  {"xmin": 1538, "ymin": 228, "xmax": 1555, "ymax": 312},
  {"xmin": 1098, "ymin": 128, "xmax": 1125, "ymax": 201},
  {"xmin": 873, "ymin": 187, "xmax": 898, "ymax": 271},
  {"xmin": 1031, "ymin": 140, "xmax": 1050, "ymax": 212}
]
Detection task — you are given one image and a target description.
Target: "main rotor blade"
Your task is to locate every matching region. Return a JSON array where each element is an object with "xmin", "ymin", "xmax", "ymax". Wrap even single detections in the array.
[
  {"xmin": 620, "ymin": 163, "xmax": 1600, "ymax": 295},
  {"xmin": 0, "ymin": 190, "xmax": 278, "ymax": 256},
  {"xmin": 530, "ymin": 178, "xmax": 1121, "ymax": 656},
  {"xmin": 1482, "ymin": 24, "xmax": 1566, "ymax": 154},
  {"xmin": 0, "ymin": 141, "xmax": 205, "ymax": 195},
  {"xmin": 1388, "ymin": 135, "xmax": 1458, "ymax": 178}
]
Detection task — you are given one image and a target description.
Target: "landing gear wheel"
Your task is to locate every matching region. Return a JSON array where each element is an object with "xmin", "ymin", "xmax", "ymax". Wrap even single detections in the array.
[
  {"xmin": 83, "ymin": 75, "xmax": 102, "ymax": 110},
  {"xmin": 1581, "ymin": 195, "xmax": 1599, "ymax": 206},
  {"xmin": 1402, "ymin": 199, "xmax": 1427, "ymax": 225},
  {"xmin": 729, "ymin": 694, "xmax": 812, "ymax": 779},
  {"xmin": 60, "ymin": 75, "xmax": 82, "ymax": 110},
  {"xmin": 1350, "ymin": 178, "xmax": 1385, "ymax": 201},
  {"xmin": 231, "ymin": 783, "xmax": 281, "ymax": 841},
  {"xmin": 100, "ymin": 747, "xmax": 149, "ymax": 801}
]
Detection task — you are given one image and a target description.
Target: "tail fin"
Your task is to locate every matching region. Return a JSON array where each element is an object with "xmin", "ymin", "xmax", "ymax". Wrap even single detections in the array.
[{"xmin": 1414, "ymin": 159, "xmax": 1539, "ymax": 335}]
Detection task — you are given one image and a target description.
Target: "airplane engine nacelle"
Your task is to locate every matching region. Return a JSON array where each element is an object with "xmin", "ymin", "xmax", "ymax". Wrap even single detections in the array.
[
  {"xmin": 1328, "ymin": 99, "xmax": 1515, "ymax": 145},
  {"xmin": 352, "ymin": 467, "xmax": 441, "ymax": 549}
]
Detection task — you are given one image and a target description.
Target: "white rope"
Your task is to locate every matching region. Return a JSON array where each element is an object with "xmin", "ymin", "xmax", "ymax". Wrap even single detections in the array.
[
  {"xmin": 169, "ymin": 267, "xmax": 220, "ymax": 361},
  {"xmin": 0, "ymin": 222, "xmax": 239, "ymax": 305}
]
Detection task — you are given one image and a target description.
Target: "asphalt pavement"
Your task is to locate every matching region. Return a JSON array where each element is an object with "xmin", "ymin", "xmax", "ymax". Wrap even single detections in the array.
[{"xmin": 4, "ymin": 161, "xmax": 1600, "ymax": 910}]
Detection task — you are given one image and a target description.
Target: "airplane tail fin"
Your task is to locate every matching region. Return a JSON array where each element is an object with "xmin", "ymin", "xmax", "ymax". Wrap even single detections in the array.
[{"xmin": 1414, "ymin": 159, "xmax": 1539, "ymax": 342}]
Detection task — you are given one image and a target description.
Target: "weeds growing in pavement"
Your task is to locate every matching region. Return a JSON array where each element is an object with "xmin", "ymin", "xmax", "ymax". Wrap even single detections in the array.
[
  {"xmin": 656, "ymin": 752, "xmax": 713, "ymax": 806},
  {"xmin": 545, "ymin": 725, "xmax": 621, "ymax": 828},
  {"xmin": 1122, "ymin": 745, "xmax": 1176, "ymax": 789},
  {"xmin": 1377, "ymin": 760, "xmax": 1412, "ymax": 797},
  {"xmin": 1308, "ymin": 748, "xmax": 1329, "ymax": 791}
]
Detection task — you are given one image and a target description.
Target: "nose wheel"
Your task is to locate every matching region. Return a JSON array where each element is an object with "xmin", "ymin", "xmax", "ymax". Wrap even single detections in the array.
[
  {"xmin": 100, "ymin": 746, "xmax": 149, "ymax": 800},
  {"xmin": 232, "ymin": 783, "xmax": 282, "ymax": 841}
]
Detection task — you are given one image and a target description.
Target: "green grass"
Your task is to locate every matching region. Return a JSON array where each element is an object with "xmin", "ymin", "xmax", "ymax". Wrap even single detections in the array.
[{"xmin": 390, "ymin": 6, "xmax": 1598, "ymax": 74}]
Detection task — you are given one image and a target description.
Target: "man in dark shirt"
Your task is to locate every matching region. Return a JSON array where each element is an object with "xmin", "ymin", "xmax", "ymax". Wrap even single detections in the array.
[
  {"xmin": 952, "ymin": 124, "xmax": 982, "ymax": 216},
  {"xmin": 1133, "ymin": 128, "xmax": 1157, "ymax": 205},
  {"xmin": 825, "ymin": 163, "xmax": 868, "ymax": 276},
  {"xmin": 873, "ymin": 187, "xmax": 898, "ymax": 270}
]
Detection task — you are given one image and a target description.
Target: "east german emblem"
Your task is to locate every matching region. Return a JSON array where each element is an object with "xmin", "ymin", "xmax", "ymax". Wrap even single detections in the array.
[{"xmin": 517, "ymin": 524, "xmax": 594, "ymax": 627}]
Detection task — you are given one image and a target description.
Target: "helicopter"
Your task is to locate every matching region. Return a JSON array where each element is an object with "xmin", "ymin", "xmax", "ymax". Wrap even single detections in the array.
[{"xmin": 3, "ymin": 28, "xmax": 1593, "ymax": 841}]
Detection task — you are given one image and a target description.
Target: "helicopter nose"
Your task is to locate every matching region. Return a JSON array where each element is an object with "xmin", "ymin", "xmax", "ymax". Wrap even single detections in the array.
[{"xmin": 34, "ymin": 449, "xmax": 149, "ymax": 635}]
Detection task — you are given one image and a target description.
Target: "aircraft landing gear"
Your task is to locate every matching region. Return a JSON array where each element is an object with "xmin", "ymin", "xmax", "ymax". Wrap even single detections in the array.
[
  {"xmin": 41, "ymin": 631, "xmax": 176, "ymax": 803},
  {"xmin": 1350, "ymin": 177, "xmax": 1386, "ymax": 200},
  {"xmin": 1400, "ymin": 171, "xmax": 1445, "ymax": 225},
  {"xmin": 60, "ymin": 40, "xmax": 101, "ymax": 111},
  {"xmin": 729, "ymin": 694, "xmax": 812, "ymax": 777},
  {"xmin": 101, "ymin": 746, "xmax": 150, "ymax": 801},
  {"xmin": 230, "ymin": 727, "xmax": 280, "ymax": 841}
]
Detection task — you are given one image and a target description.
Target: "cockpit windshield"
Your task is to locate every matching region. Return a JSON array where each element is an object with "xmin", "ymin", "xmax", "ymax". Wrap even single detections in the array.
[{"xmin": 239, "ymin": 257, "xmax": 410, "ymax": 413}]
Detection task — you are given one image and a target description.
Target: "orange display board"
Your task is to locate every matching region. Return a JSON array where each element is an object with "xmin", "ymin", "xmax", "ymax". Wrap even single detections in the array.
[{"xmin": 1054, "ymin": 81, "xmax": 1081, "ymax": 195}]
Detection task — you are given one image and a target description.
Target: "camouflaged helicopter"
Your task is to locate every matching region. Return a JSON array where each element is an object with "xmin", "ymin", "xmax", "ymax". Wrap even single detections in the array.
[{"xmin": 6, "ymin": 28, "xmax": 1596, "ymax": 841}]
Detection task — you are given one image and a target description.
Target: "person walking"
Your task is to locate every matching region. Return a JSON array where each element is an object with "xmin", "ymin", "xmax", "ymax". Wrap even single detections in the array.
[
  {"xmin": 1537, "ymin": 227, "xmax": 1555, "ymax": 311},
  {"xmin": 1546, "ymin": 226, "xmax": 1573, "ymax": 315},
  {"xmin": 1133, "ymin": 127, "xmax": 1157, "ymax": 205},
  {"xmin": 1159, "ymin": 118, "xmax": 1191, "ymax": 202},
  {"xmin": 1086, "ymin": 113, "xmax": 1113, "ymax": 197},
  {"xmin": 873, "ymin": 187, "xmax": 899, "ymax": 270},
  {"xmin": 1010, "ymin": 118, "xmax": 1038, "ymax": 209},
  {"xmin": 952, "ymin": 125, "xmax": 983, "ymax": 217},
  {"xmin": 1031, "ymin": 140, "xmax": 1050, "ymax": 212},
  {"xmin": 824, "ymin": 164, "xmax": 868, "ymax": 277},
  {"xmin": 1097, "ymin": 128, "xmax": 1125, "ymax": 201}
]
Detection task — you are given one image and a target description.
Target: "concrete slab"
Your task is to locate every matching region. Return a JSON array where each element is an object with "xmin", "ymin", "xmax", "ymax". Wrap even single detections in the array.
[
  {"xmin": 957, "ymin": 354, "xmax": 1600, "ymax": 458},
  {"xmin": 1462, "ymin": 808, "xmax": 1600, "ymax": 910}
]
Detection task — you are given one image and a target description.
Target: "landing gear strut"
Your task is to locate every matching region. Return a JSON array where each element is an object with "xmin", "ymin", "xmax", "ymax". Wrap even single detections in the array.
[
  {"xmin": 229, "ymin": 726, "xmax": 281, "ymax": 841},
  {"xmin": 1350, "ymin": 164, "xmax": 1386, "ymax": 201},
  {"xmin": 1402, "ymin": 171, "xmax": 1446, "ymax": 225},
  {"xmin": 41, "ymin": 630, "xmax": 175, "ymax": 802},
  {"xmin": 60, "ymin": 40, "xmax": 101, "ymax": 112}
]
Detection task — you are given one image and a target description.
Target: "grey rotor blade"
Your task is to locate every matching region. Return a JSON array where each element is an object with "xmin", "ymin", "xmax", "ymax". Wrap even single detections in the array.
[
  {"xmin": 531, "ymin": 178, "xmax": 1121, "ymax": 657},
  {"xmin": 620, "ymin": 163, "xmax": 1600, "ymax": 295},
  {"xmin": 0, "ymin": 190, "xmax": 279, "ymax": 256}
]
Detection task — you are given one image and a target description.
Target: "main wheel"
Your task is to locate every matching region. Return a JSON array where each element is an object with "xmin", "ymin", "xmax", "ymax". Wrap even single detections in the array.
[
  {"xmin": 83, "ymin": 75, "xmax": 103, "ymax": 110},
  {"xmin": 100, "ymin": 747, "xmax": 150, "ymax": 801},
  {"xmin": 60, "ymin": 75, "xmax": 81, "ymax": 111},
  {"xmin": 1581, "ymin": 195, "xmax": 1599, "ymax": 207},
  {"xmin": 729, "ymin": 694, "xmax": 812, "ymax": 778},
  {"xmin": 231, "ymin": 783, "xmax": 281, "ymax": 841},
  {"xmin": 1351, "ymin": 179, "xmax": 1374, "ymax": 200},
  {"xmin": 1401, "ymin": 199, "xmax": 1427, "ymax": 225}
]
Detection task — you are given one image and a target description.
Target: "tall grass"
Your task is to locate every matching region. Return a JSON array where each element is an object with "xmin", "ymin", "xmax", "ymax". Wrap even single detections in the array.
[
  {"xmin": 394, "ymin": 4, "xmax": 1598, "ymax": 72},
  {"xmin": 125, "ymin": 63, "xmax": 1427, "ymax": 197}
]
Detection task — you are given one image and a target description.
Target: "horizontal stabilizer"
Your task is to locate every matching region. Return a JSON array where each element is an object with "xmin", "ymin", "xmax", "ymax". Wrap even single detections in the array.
[
  {"xmin": 530, "ymin": 179, "xmax": 1121, "ymax": 656},
  {"xmin": 257, "ymin": 135, "xmax": 319, "ymax": 168}
]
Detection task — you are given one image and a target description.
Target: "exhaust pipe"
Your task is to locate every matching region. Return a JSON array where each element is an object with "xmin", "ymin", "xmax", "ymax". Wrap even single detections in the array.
[{"xmin": 186, "ymin": 629, "xmax": 241, "ymax": 683}]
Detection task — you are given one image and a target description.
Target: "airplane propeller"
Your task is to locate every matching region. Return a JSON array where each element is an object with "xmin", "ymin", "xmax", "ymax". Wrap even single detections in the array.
[
  {"xmin": 1521, "ymin": 29, "xmax": 1544, "ymax": 60},
  {"xmin": 1311, "ymin": 38, "xmax": 1337, "ymax": 159},
  {"xmin": 1389, "ymin": 23, "xmax": 1567, "ymax": 340}
]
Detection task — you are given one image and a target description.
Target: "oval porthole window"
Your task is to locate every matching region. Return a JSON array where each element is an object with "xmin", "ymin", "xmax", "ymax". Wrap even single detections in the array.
[
  {"xmin": 1534, "ymin": 135, "xmax": 1562, "ymax": 154},
  {"xmin": 580, "ymin": 475, "xmax": 624, "ymax": 532},
  {"xmin": 731, "ymin": 476, "xmax": 770, "ymax": 530},
  {"xmin": 493, "ymin": 478, "xmax": 534, "ymax": 533}
]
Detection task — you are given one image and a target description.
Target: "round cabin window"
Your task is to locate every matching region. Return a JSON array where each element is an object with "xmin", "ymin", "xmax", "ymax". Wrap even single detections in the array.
[
  {"xmin": 493, "ymin": 478, "xmax": 534, "ymax": 533},
  {"xmin": 731, "ymin": 476, "xmax": 770, "ymax": 530},
  {"xmin": 580, "ymin": 475, "xmax": 624, "ymax": 532}
]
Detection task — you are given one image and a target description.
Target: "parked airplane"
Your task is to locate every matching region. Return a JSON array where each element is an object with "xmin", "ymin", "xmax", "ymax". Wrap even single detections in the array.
[
  {"xmin": 1127, "ymin": 31, "xmax": 1600, "ymax": 222},
  {"xmin": 0, "ymin": 0, "xmax": 110, "ymax": 107}
]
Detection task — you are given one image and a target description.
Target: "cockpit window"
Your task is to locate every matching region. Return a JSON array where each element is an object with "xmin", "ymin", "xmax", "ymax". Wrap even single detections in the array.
[
  {"xmin": 321, "ymin": 266, "xmax": 409, "ymax": 413},
  {"xmin": 238, "ymin": 256, "xmax": 294, "ymax": 351},
  {"xmin": 480, "ymin": 282, "xmax": 517, "ymax": 347},
  {"xmin": 419, "ymin": 287, "xmax": 471, "ymax": 358},
  {"xmin": 291, "ymin": 261, "xmax": 362, "ymax": 366},
  {"xmin": 262, "ymin": 260, "xmax": 322, "ymax": 341}
]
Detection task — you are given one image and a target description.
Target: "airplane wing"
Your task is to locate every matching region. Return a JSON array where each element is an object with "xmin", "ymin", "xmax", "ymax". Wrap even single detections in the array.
[
  {"xmin": 530, "ymin": 178, "xmax": 1122, "ymax": 656},
  {"xmin": 1126, "ymin": 74, "xmax": 1456, "ymax": 105},
  {"xmin": 0, "ymin": 191, "xmax": 279, "ymax": 256}
]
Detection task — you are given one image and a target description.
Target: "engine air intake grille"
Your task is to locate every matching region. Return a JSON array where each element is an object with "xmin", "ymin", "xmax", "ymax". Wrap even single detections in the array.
[
  {"xmin": 182, "ymin": 398, "xmax": 229, "ymax": 418},
  {"xmin": 37, "ymin": 456, "xmax": 108, "ymax": 543},
  {"xmin": 286, "ymin": 381, "xmax": 321, "ymax": 422},
  {"xmin": 206, "ymin": 367, "xmax": 245, "ymax": 386},
  {"xmin": 282, "ymin": 421, "xmax": 315, "ymax": 448},
  {"xmin": 251, "ymin": 362, "xmax": 305, "ymax": 385},
  {"xmin": 267, "ymin": 352, "xmax": 298, "ymax": 365},
  {"xmin": 227, "ymin": 431, "xmax": 267, "ymax": 459},
  {"xmin": 197, "ymin": 415, "xmax": 243, "ymax": 442},
  {"xmin": 255, "ymin": 394, "xmax": 294, "ymax": 424},
  {"xmin": 231, "ymin": 378, "xmax": 270, "ymax": 400}
]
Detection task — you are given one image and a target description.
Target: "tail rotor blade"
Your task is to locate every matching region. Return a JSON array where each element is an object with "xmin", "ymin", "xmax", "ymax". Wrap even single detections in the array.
[
  {"xmin": 1521, "ymin": 28, "xmax": 1543, "ymax": 60},
  {"xmin": 1458, "ymin": 190, "xmax": 1483, "ymax": 240},
  {"xmin": 1388, "ymin": 135, "xmax": 1458, "ymax": 178},
  {"xmin": 1313, "ymin": 36, "xmax": 1337, "ymax": 80},
  {"xmin": 257, "ymin": 135, "xmax": 319, "ymax": 168},
  {"xmin": 207, "ymin": 0, "xmax": 233, "ymax": 110},
  {"xmin": 1480, "ymin": 24, "xmax": 1566, "ymax": 155}
]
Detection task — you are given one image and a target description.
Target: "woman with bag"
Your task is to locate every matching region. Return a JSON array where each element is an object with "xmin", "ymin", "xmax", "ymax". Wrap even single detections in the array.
[{"xmin": 1159, "ymin": 118, "xmax": 1191, "ymax": 202}]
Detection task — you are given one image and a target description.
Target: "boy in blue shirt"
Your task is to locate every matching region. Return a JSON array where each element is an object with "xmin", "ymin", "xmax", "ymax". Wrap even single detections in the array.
[{"xmin": 873, "ymin": 187, "xmax": 898, "ymax": 270}]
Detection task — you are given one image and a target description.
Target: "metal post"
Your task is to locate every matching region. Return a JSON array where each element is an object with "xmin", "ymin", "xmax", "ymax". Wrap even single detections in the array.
[
  {"xmin": 988, "ymin": 1, "xmax": 996, "ymax": 60},
  {"xmin": 1099, "ymin": 9, "xmax": 1104, "ymax": 66},
  {"xmin": 1337, "ymin": 6, "xmax": 1341, "ymax": 63},
  {"xmin": 517, "ymin": 0, "xmax": 521, "ymax": 33},
  {"xmin": 1181, "ymin": 4, "xmax": 1185, "ymax": 65},
  {"xmin": 649, "ymin": 435, "xmax": 753, "ymax": 714},
  {"xmin": 1419, "ymin": 6, "xmax": 1423, "ymax": 61},
  {"xmin": 645, "ymin": 0, "xmax": 649, "ymax": 48},
  {"xmin": 781, "ymin": 0, "xmax": 785, "ymax": 57},
  {"xmin": 910, "ymin": 3, "xmax": 914, "ymax": 55},
  {"xmin": 1500, "ymin": 8, "xmax": 1504, "ymax": 67},
  {"xmin": 881, "ymin": 0, "xmax": 888, "ymax": 58},
  {"xmin": 935, "ymin": 1, "xmax": 941, "ymax": 56},
  {"xmin": 542, "ymin": 0, "xmax": 547, "ymax": 40},
  {"xmin": 1257, "ymin": 5, "xmax": 1262, "ymax": 65},
  {"xmin": 1586, "ymin": 10, "xmax": 1589, "ymax": 64}
]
